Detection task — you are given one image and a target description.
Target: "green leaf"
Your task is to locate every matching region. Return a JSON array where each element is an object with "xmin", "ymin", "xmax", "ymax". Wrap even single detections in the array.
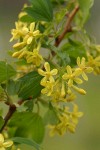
[
  {"xmin": 43, "ymin": 104, "xmax": 58, "ymax": 125},
  {"xmin": 25, "ymin": 0, "xmax": 53, "ymax": 21},
  {"xmin": 0, "ymin": 116, "xmax": 4, "ymax": 129},
  {"xmin": 9, "ymin": 112, "xmax": 45, "ymax": 144},
  {"xmin": 0, "ymin": 61, "xmax": 16, "ymax": 83},
  {"xmin": 7, "ymin": 80, "xmax": 20, "ymax": 95},
  {"xmin": 77, "ymin": 0, "xmax": 94, "ymax": 26},
  {"xmin": 17, "ymin": 71, "xmax": 43, "ymax": 99},
  {"xmin": 12, "ymin": 137, "xmax": 41, "ymax": 150},
  {"xmin": 24, "ymin": 100, "xmax": 34, "ymax": 112},
  {"xmin": 59, "ymin": 39, "xmax": 87, "ymax": 66},
  {"xmin": 20, "ymin": 14, "xmax": 35, "ymax": 23}
]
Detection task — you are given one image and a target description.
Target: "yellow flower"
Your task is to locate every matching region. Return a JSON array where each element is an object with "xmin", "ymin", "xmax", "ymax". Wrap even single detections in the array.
[
  {"xmin": 10, "ymin": 21, "xmax": 28, "ymax": 42},
  {"xmin": 77, "ymin": 57, "xmax": 93, "ymax": 80},
  {"xmin": 0, "ymin": 134, "xmax": 13, "ymax": 150},
  {"xmin": 41, "ymin": 81, "xmax": 54, "ymax": 96},
  {"xmin": 72, "ymin": 85, "xmax": 86, "ymax": 95},
  {"xmin": 26, "ymin": 49, "xmax": 43, "ymax": 66},
  {"xmin": 24, "ymin": 22, "xmax": 41, "ymax": 45},
  {"xmin": 62, "ymin": 65, "xmax": 83, "ymax": 87},
  {"xmin": 38, "ymin": 62, "xmax": 58, "ymax": 84},
  {"xmin": 87, "ymin": 55, "xmax": 100, "ymax": 74},
  {"xmin": 70, "ymin": 104, "xmax": 83, "ymax": 125}
]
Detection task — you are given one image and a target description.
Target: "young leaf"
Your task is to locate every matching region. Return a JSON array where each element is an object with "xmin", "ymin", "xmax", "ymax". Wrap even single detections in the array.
[
  {"xmin": 12, "ymin": 137, "xmax": 41, "ymax": 150},
  {"xmin": 0, "ymin": 61, "xmax": 16, "ymax": 83},
  {"xmin": 77, "ymin": 0, "xmax": 94, "ymax": 26},
  {"xmin": 58, "ymin": 39, "xmax": 87, "ymax": 66},
  {"xmin": 25, "ymin": 0, "xmax": 53, "ymax": 22},
  {"xmin": 9, "ymin": 112, "xmax": 45, "ymax": 144}
]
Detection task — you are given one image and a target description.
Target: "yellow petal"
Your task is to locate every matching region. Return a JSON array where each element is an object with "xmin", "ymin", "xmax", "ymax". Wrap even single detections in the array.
[
  {"xmin": 51, "ymin": 69, "xmax": 58, "ymax": 75},
  {"xmin": 33, "ymin": 30, "xmax": 40, "ymax": 36},
  {"xmin": 27, "ymin": 36, "xmax": 33, "ymax": 44},
  {"xmin": 77, "ymin": 57, "xmax": 80, "ymax": 66},
  {"xmin": 74, "ymin": 78, "xmax": 83, "ymax": 84},
  {"xmin": 72, "ymin": 85, "xmax": 86, "ymax": 95},
  {"xmin": 38, "ymin": 69, "xmax": 45, "ymax": 76},
  {"xmin": 68, "ymin": 79, "xmax": 73, "ymax": 87},
  {"xmin": 3, "ymin": 141, "xmax": 13, "ymax": 147},
  {"xmin": 82, "ymin": 72, "xmax": 88, "ymax": 81},
  {"xmin": 62, "ymin": 73, "xmax": 69, "ymax": 80},
  {"xmin": 81, "ymin": 57, "xmax": 85, "ymax": 67},
  {"xmin": 0, "ymin": 134, "xmax": 4, "ymax": 143},
  {"xmin": 66, "ymin": 66, "xmax": 72, "ymax": 74},
  {"xmin": 0, "ymin": 147, "xmax": 5, "ymax": 150},
  {"xmin": 44, "ymin": 62, "xmax": 50, "ymax": 72},
  {"xmin": 30, "ymin": 22, "xmax": 35, "ymax": 31}
]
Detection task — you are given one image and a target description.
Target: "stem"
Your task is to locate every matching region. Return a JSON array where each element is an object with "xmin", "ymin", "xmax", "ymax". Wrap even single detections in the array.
[
  {"xmin": 55, "ymin": 4, "xmax": 79, "ymax": 47},
  {"xmin": 0, "ymin": 99, "xmax": 24, "ymax": 133},
  {"xmin": 0, "ymin": 104, "xmax": 16, "ymax": 133}
]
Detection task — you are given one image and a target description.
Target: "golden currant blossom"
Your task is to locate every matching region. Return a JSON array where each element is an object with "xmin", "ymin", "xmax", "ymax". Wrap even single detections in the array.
[
  {"xmin": 12, "ymin": 44, "xmax": 43, "ymax": 66},
  {"xmin": 70, "ymin": 104, "xmax": 83, "ymax": 124},
  {"xmin": 25, "ymin": 49, "xmax": 43, "ymax": 66},
  {"xmin": 77, "ymin": 57, "xmax": 93, "ymax": 80},
  {"xmin": 62, "ymin": 65, "xmax": 83, "ymax": 87},
  {"xmin": 10, "ymin": 21, "xmax": 28, "ymax": 42},
  {"xmin": 41, "ymin": 81, "xmax": 55, "ymax": 96},
  {"xmin": 0, "ymin": 134, "xmax": 13, "ymax": 150},
  {"xmin": 87, "ymin": 55, "xmax": 100, "ymax": 74},
  {"xmin": 38, "ymin": 62, "xmax": 58, "ymax": 84},
  {"xmin": 23, "ymin": 22, "xmax": 41, "ymax": 45}
]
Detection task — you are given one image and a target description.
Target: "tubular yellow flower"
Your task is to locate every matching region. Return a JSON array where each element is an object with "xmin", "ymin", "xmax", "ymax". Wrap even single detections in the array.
[
  {"xmin": 24, "ymin": 22, "xmax": 41, "ymax": 45},
  {"xmin": 72, "ymin": 85, "xmax": 86, "ymax": 95},
  {"xmin": 41, "ymin": 81, "xmax": 55, "ymax": 96},
  {"xmin": 70, "ymin": 104, "xmax": 83, "ymax": 125},
  {"xmin": 77, "ymin": 57, "xmax": 93, "ymax": 80},
  {"xmin": 10, "ymin": 21, "xmax": 28, "ymax": 42},
  {"xmin": 87, "ymin": 55, "xmax": 100, "ymax": 74},
  {"xmin": 38, "ymin": 62, "xmax": 58, "ymax": 84},
  {"xmin": 26, "ymin": 49, "xmax": 43, "ymax": 66},
  {"xmin": 0, "ymin": 134, "xmax": 13, "ymax": 150},
  {"xmin": 62, "ymin": 65, "xmax": 83, "ymax": 87}
]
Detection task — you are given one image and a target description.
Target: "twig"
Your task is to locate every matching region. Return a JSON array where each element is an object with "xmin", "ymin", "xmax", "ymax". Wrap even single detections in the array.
[
  {"xmin": 0, "ymin": 104, "xmax": 16, "ymax": 133},
  {"xmin": 55, "ymin": 4, "xmax": 79, "ymax": 47},
  {"xmin": 0, "ymin": 99, "xmax": 25, "ymax": 133}
]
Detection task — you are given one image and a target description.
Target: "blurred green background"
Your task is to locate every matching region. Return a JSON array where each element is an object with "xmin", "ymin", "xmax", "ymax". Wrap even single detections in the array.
[{"xmin": 0, "ymin": 0, "xmax": 100, "ymax": 150}]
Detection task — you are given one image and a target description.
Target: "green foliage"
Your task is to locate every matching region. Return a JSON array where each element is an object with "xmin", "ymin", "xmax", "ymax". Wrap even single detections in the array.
[
  {"xmin": 17, "ymin": 71, "xmax": 43, "ymax": 99},
  {"xmin": 76, "ymin": 0, "xmax": 94, "ymax": 27},
  {"xmin": 9, "ymin": 112, "xmax": 45, "ymax": 144},
  {"xmin": 25, "ymin": 0, "xmax": 53, "ymax": 22},
  {"xmin": 0, "ymin": 61, "xmax": 16, "ymax": 83},
  {"xmin": 58, "ymin": 39, "xmax": 87, "ymax": 66},
  {"xmin": 12, "ymin": 137, "xmax": 41, "ymax": 150},
  {"xmin": 44, "ymin": 103, "xmax": 58, "ymax": 125},
  {"xmin": 0, "ymin": 116, "xmax": 4, "ymax": 129}
]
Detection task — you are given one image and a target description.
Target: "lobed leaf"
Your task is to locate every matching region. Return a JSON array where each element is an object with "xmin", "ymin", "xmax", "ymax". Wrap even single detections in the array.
[
  {"xmin": 9, "ymin": 112, "xmax": 45, "ymax": 144},
  {"xmin": 25, "ymin": 0, "xmax": 53, "ymax": 22},
  {"xmin": 0, "ymin": 61, "xmax": 16, "ymax": 83}
]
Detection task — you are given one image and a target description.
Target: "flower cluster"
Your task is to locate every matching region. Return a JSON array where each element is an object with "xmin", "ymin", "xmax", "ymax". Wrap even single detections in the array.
[
  {"xmin": 38, "ymin": 57, "xmax": 93, "ymax": 135},
  {"xmin": 10, "ymin": 20, "xmax": 43, "ymax": 66},
  {"xmin": 38, "ymin": 62, "xmax": 58, "ymax": 96},
  {"xmin": 39, "ymin": 57, "xmax": 93, "ymax": 100},
  {"xmin": 48, "ymin": 104, "xmax": 83, "ymax": 136}
]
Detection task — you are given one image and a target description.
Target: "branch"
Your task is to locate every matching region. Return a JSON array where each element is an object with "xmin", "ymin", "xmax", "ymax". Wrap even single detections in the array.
[
  {"xmin": 0, "ymin": 104, "xmax": 16, "ymax": 132},
  {"xmin": 55, "ymin": 4, "xmax": 79, "ymax": 47},
  {"xmin": 0, "ymin": 99, "xmax": 25, "ymax": 133}
]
